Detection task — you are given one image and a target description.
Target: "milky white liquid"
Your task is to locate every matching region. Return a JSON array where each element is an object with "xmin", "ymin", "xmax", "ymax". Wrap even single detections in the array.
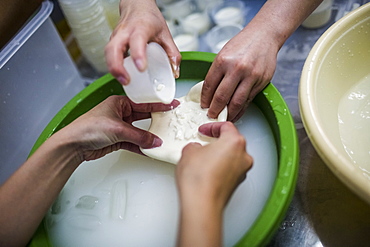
[
  {"xmin": 45, "ymin": 81, "xmax": 278, "ymax": 247},
  {"xmin": 338, "ymin": 75, "xmax": 370, "ymax": 179},
  {"xmin": 153, "ymin": 79, "xmax": 165, "ymax": 92},
  {"xmin": 182, "ymin": 12, "xmax": 211, "ymax": 35},
  {"xmin": 214, "ymin": 7, "xmax": 244, "ymax": 25},
  {"xmin": 173, "ymin": 34, "xmax": 199, "ymax": 51}
]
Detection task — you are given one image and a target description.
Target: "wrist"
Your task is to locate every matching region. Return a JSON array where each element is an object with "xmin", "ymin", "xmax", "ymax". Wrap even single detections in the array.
[
  {"xmin": 178, "ymin": 193, "xmax": 224, "ymax": 247},
  {"xmin": 179, "ymin": 185, "xmax": 225, "ymax": 218},
  {"xmin": 245, "ymin": 1, "xmax": 300, "ymax": 50},
  {"xmin": 120, "ymin": 0, "xmax": 158, "ymax": 16},
  {"xmin": 46, "ymin": 130, "xmax": 84, "ymax": 167},
  {"xmin": 243, "ymin": 17, "xmax": 287, "ymax": 51}
]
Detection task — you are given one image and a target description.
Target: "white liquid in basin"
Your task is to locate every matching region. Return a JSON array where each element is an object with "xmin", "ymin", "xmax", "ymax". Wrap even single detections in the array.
[
  {"xmin": 338, "ymin": 75, "xmax": 370, "ymax": 179},
  {"xmin": 45, "ymin": 82, "xmax": 278, "ymax": 247}
]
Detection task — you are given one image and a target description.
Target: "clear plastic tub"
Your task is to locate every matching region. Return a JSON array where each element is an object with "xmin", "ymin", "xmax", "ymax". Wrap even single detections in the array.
[
  {"xmin": 209, "ymin": 0, "xmax": 246, "ymax": 26},
  {"xmin": 0, "ymin": 0, "xmax": 85, "ymax": 184},
  {"xmin": 206, "ymin": 24, "xmax": 243, "ymax": 53}
]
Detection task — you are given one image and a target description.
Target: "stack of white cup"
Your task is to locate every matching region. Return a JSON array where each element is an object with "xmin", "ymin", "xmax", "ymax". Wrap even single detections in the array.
[
  {"xmin": 100, "ymin": 0, "xmax": 121, "ymax": 29},
  {"xmin": 58, "ymin": 0, "xmax": 113, "ymax": 73}
]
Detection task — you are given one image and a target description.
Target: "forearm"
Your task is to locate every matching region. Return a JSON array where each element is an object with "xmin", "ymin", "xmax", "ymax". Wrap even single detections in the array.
[
  {"xmin": 119, "ymin": 0, "xmax": 158, "ymax": 17},
  {"xmin": 245, "ymin": 0, "xmax": 323, "ymax": 48},
  {"xmin": 0, "ymin": 133, "xmax": 81, "ymax": 247},
  {"xmin": 176, "ymin": 123, "xmax": 252, "ymax": 247},
  {"xmin": 177, "ymin": 193, "xmax": 224, "ymax": 247}
]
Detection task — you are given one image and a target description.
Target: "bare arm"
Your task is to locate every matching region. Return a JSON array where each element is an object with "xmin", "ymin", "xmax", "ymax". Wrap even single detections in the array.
[
  {"xmin": 0, "ymin": 134, "xmax": 80, "ymax": 247},
  {"xmin": 250, "ymin": 0, "xmax": 323, "ymax": 47},
  {"xmin": 176, "ymin": 122, "xmax": 253, "ymax": 247},
  {"xmin": 0, "ymin": 96, "xmax": 179, "ymax": 247},
  {"xmin": 202, "ymin": 0, "xmax": 323, "ymax": 121}
]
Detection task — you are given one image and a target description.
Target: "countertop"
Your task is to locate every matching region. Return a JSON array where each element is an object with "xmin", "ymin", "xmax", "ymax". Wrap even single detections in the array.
[{"xmin": 267, "ymin": 1, "xmax": 370, "ymax": 246}]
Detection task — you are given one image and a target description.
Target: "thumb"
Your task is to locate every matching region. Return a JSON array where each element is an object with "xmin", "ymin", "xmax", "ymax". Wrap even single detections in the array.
[{"xmin": 181, "ymin": 142, "xmax": 202, "ymax": 155}]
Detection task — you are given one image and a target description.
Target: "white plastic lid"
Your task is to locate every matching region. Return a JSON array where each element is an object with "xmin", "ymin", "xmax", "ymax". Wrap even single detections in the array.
[{"xmin": 122, "ymin": 42, "xmax": 176, "ymax": 104}]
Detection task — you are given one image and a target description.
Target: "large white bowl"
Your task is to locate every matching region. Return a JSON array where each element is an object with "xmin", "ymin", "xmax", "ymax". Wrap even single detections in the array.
[{"xmin": 300, "ymin": 3, "xmax": 370, "ymax": 204}]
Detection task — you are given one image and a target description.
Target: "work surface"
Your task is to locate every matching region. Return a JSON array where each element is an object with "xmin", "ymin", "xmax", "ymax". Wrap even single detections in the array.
[
  {"xmin": 75, "ymin": 0, "xmax": 370, "ymax": 246},
  {"xmin": 266, "ymin": 1, "xmax": 370, "ymax": 246}
]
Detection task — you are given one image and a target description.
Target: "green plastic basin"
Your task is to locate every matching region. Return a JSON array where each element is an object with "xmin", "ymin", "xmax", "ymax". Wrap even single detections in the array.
[{"xmin": 28, "ymin": 52, "xmax": 299, "ymax": 247}]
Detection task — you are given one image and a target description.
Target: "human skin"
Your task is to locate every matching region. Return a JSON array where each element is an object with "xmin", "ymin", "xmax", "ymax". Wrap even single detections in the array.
[
  {"xmin": 0, "ymin": 96, "xmax": 251, "ymax": 247},
  {"xmin": 104, "ymin": 0, "xmax": 181, "ymax": 85},
  {"xmin": 176, "ymin": 122, "xmax": 253, "ymax": 247},
  {"xmin": 105, "ymin": 0, "xmax": 323, "ymax": 122},
  {"xmin": 202, "ymin": 0, "xmax": 324, "ymax": 121},
  {"xmin": 0, "ymin": 95, "xmax": 179, "ymax": 247}
]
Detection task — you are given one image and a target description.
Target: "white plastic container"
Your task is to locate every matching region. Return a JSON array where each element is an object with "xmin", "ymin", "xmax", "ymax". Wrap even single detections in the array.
[
  {"xmin": 122, "ymin": 43, "xmax": 175, "ymax": 104},
  {"xmin": 302, "ymin": 0, "xmax": 333, "ymax": 28},
  {"xmin": 172, "ymin": 25, "xmax": 199, "ymax": 51},
  {"xmin": 173, "ymin": 33, "xmax": 199, "ymax": 51},
  {"xmin": 100, "ymin": 0, "xmax": 120, "ymax": 29},
  {"xmin": 162, "ymin": 0, "xmax": 195, "ymax": 20},
  {"xmin": 0, "ymin": 1, "xmax": 85, "ymax": 184},
  {"xmin": 210, "ymin": 0, "xmax": 246, "ymax": 26},
  {"xmin": 206, "ymin": 24, "xmax": 243, "ymax": 53},
  {"xmin": 194, "ymin": 0, "xmax": 222, "ymax": 11},
  {"xmin": 58, "ymin": 0, "xmax": 112, "ymax": 73},
  {"xmin": 180, "ymin": 11, "xmax": 211, "ymax": 35}
]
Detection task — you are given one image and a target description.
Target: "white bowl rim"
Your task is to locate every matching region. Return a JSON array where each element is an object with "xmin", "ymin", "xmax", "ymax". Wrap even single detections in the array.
[{"xmin": 299, "ymin": 2, "xmax": 370, "ymax": 205}]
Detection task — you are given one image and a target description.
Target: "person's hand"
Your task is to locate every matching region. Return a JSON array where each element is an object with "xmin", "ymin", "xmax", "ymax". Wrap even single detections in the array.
[
  {"xmin": 200, "ymin": 0, "xmax": 323, "ymax": 122},
  {"xmin": 176, "ymin": 121, "xmax": 253, "ymax": 209},
  {"xmin": 105, "ymin": 0, "xmax": 181, "ymax": 85},
  {"xmin": 175, "ymin": 122, "xmax": 253, "ymax": 247},
  {"xmin": 56, "ymin": 95, "xmax": 180, "ymax": 162},
  {"xmin": 201, "ymin": 25, "xmax": 279, "ymax": 122},
  {"xmin": 0, "ymin": 95, "xmax": 179, "ymax": 247}
]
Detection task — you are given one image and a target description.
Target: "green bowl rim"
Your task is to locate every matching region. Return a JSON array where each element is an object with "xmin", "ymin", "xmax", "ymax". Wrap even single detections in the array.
[{"xmin": 29, "ymin": 51, "xmax": 299, "ymax": 247}]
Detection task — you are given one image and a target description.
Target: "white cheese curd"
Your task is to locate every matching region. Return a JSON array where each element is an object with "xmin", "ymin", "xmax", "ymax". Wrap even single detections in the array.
[{"xmin": 141, "ymin": 81, "xmax": 227, "ymax": 164}]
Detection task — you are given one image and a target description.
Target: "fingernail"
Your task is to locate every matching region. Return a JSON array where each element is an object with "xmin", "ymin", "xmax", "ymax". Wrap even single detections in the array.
[
  {"xmin": 170, "ymin": 56, "xmax": 180, "ymax": 78},
  {"xmin": 152, "ymin": 137, "xmax": 163, "ymax": 148},
  {"xmin": 135, "ymin": 58, "xmax": 146, "ymax": 71},
  {"xmin": 171, "ymin": 99, "xmax": 181, "ymax": 108},
  {"xmin": 117, "ymin": 76, "xmax": 128, "ymax": 85},
  {"xmin": 174, "ymin": 64, "xmax": 180, "ymax": 78},
  {"xmin": 198, "ymin": 129, "xmax": 207, "ymax": 136},
  {"xmin": 172, "ymin": 63, "xmax": 180, "ymax": 78}
]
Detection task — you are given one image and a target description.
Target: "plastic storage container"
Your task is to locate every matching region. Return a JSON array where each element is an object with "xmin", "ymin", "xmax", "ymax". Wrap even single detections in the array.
[{"xmin": 0, "ymin": 0, "xmax": 85, "ymax": 184}]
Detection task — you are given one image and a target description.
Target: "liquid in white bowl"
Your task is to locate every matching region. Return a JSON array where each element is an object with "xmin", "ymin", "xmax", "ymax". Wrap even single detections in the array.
[{"xmin": 338, "ymin": 74, "xmax": 370, "ymax": 179}]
